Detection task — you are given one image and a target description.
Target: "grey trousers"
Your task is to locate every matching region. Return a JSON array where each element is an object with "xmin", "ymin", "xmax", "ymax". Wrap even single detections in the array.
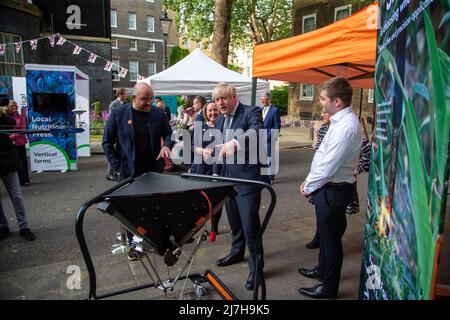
[{"xmin": 0, "ymin": 171, "xmax": 28, "ymax": 230}]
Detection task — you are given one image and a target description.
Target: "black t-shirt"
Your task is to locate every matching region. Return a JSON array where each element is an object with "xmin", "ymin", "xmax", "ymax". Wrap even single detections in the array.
[{"xmin": 132, "ymin": 108, "xmax": 155, "ymax": 177}]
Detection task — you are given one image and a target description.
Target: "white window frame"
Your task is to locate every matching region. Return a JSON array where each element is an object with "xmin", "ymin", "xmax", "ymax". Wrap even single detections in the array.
[
  {"xmin": 111, "ymin": 37, "xmax": 118, "ymax": 49},
  {"xmin": 300, "ymin": 84, "xmax": 314, "ymax": 101},
  {"xmin": 183, "ymin": 39, "xmax": 190, "ymax": 49},
  {"xmin": 148, "ymin": 61, "xmax": 156, "ymax": 76},
  {"xmin": 0, "ymin": 32, "xmax": 24, "ymax": 77},
  {"xmin": 112, "ymin": 59, "xmax": 120, "ymax": 82},
  {"xmin": 302, "ymin": 13, "xmax": 316, "ymax": 34},
  {"xmin": 334, "ymin": 4, "xmax": 352, "ymax": 22},
  {"xmin": 111, "ymin": 9, "xmax": 117, "ymax": 28},
  {"xmin": 146, "ymin": 0, "xmax": 154, "ymax": 2},
  {"xmin": 147, "ymin": 16, "xmax": 154, "ymax": 32},
  {"xmin": 148, "ymin": 41, "xmax": 155, "ymax": 52},
  {"xmin": 129, "ymin": 60, "xmax": 139, "ymax": 82},
  {"xmin": 129, "ymin": 39, "xmax": 137, "ymax": 51},
  {"xmin": 368, "ymin": 89, "xmax": 374, "ymax": 103},
  {"xmin": 129, "ymin": 12, "xmax": 137, "ymax": 30}
]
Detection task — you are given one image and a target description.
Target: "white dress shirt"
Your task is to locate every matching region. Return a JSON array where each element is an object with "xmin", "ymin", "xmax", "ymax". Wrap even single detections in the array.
[
  {"xmin": 262, "ymin": 105, "xmax": 271, "ymax": 121},
  {"xmin": 304, "ymin": 106, "xmax": 362, "ymax": 194}
]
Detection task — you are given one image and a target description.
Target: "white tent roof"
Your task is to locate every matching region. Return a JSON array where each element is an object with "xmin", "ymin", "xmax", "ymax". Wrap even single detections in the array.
[{"xmin": 141, "ymin": 48, "xmax": 269, "ymax": 105}]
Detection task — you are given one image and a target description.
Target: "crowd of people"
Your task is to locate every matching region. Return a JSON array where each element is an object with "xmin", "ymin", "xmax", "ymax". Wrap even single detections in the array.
[
  {"xmin": 0, "ymin": 76, "xmax": 370, "ymax": 299},
  {"xmin": 101, "ymin": 77, "xmax": 369, "ymax": 298}
]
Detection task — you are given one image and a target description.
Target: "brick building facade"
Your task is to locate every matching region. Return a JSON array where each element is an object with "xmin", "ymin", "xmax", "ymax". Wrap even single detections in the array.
[{"xmin": 290, "ymin": 0, "xmax": 375, "ymax": 124}]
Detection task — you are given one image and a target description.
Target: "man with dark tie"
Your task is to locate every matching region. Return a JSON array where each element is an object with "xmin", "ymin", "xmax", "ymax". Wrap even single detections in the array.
[
  {"xmin": 210, "ymin": 82, "xmax": 267, "ymax": 290},
  {"xmin": 261, "ymin": 92, "xmax": 281, "ymax": 184},
  {"xmin": 103, "ymin": 82, "xmax": 174, "ymax": 261}
]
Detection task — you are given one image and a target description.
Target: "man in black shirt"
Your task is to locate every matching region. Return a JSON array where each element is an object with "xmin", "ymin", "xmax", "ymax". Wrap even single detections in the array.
[{"xmin": 103, "ymin": 82, "xmax": 174, "ymax": 259}]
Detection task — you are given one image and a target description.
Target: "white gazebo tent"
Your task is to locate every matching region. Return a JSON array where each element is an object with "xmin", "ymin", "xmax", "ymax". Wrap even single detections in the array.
[{"xmin": 141, "ymin": 48, "xmax": 270, "ymax": 105}]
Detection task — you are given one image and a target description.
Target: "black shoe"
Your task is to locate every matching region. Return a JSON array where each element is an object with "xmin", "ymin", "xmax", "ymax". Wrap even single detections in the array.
[
  {"xmin": 0, "ymin": 227, "xmax": 10, "ymax": 241},
  {"xmin": 216, "ymin": 254, "xmax": 244, "ymax": 267},
  {"xmin": 19, "ymin": 228, "xmax": 36, "ymax": 241},
  {"xmin": 298, "ymin": 266, "xmax": 322, "ymax": 280},
  {"xmin": 245, "ymin": 272, "xmax": 255, "ymax": 290},
  {"xmin": 298, "ymin": 284, "xmax": 337, "ymax": 299},
  {"xmin": 305, "ymin": 240, "xmax": 320, "ymax": 249}
]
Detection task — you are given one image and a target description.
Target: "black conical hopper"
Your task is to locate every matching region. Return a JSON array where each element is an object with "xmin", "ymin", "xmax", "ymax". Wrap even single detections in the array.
[{"xmin": 101, "ymin": 172, "xmax": 237, "ymax": 258}]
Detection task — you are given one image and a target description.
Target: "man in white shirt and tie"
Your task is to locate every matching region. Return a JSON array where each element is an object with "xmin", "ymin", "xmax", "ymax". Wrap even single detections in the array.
[
  {"xmin": 261, "ymin": 92, "xmax": 281, "ymax": 183},
  {"xmin": 298, "ymin": 77, "xmax": 363, "ymax": 299}
]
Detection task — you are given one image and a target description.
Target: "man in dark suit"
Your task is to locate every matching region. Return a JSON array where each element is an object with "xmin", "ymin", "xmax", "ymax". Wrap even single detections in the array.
[
  {"xmin": 103, "ymin": 82, "xmax": 174, "ymax": 260},
  {"xmin": 210, "ymin": 82, "xmax": 267, "ymax": 290},
  {"xmin": 261, "ymin": 92, "xmax": 281, "ymax": 183}
]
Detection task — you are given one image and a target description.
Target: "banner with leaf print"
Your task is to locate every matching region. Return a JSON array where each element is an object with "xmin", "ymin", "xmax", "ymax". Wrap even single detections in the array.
[{"xmin": 359, "ymin": 0, "xmax": 449, "ymax": 300}]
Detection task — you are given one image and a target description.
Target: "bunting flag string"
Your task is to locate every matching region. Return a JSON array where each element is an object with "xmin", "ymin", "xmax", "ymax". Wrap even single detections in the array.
[{"xmin": 0, "ymin": 33, "xmax": 148, "ymax": 80}]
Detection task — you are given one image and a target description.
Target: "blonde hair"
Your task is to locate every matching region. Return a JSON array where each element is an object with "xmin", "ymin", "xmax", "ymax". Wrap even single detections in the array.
[
  {"xmin": 212, "ymin": 82, "xmax": 236, "ymax": 100},
  {"xmin": 203, "ymin": 101, "xmax": 217, "ymax": 123}
]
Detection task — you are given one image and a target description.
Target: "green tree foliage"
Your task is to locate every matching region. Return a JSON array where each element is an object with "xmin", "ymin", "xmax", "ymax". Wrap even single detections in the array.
[
  {"xmin": 169, "ymin": 46, "xmax": 190, "ymax": 66},
  {"xmin": 164, "ymin": 0, "xmax": 292, "ymax": 49},
  {"xmin": 270, "ymin": 85, "xmax": 288, "ymax": 116},
  {"xmin": 227, "ymin": 64, "xmax": 241, "ymax": 72}
]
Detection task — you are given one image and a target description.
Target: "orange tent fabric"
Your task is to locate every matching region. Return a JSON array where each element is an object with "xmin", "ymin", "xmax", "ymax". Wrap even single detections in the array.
[{"xmin": 252, "ymin": 2, "xmax": 378, "ymax": 88}]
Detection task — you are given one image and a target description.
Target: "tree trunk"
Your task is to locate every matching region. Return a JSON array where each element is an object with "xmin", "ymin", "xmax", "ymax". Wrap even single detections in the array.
[{"xmin": 211, "ymin": 0, "xmax": 233, "ymax": 66}]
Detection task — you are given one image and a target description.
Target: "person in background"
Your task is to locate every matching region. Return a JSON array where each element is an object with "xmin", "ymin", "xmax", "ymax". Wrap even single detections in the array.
[
  {"xmin": 191, "ymin": 101, "xmax": 222, "ymax": 233},
  {"xmin": 106, "ymin": 88, "xmax": 128, "ymax": 181},
  {"xmin": 109, "ymin": 88, "xmax": 128, "ymax": 111},
  {"xmin": 0, "ymin": 97, "xmax": 35, "ymax": 241},
  {"xmin": 261, "ymin": 92, "xmax": 281, "ymax": 184},
  {"xmin": 7, "ymin": 100, "xmax": 30, "ymax": 186},
  {"xmin": 155, "ymin": 96, "xmax": 172, "ymax": 122}
]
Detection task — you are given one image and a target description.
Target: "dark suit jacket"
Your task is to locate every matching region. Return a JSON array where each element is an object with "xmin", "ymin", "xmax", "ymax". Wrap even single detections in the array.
[
  {"xmin": 263, "ymin": 105, "xmax": 281, "ymax": 157},
  {"xmin": 102, "ymin": 103, "xmax": 174, "ymax": 178},
  {"xmin": 214, "ymin": 102, "xmax": 268, "ymax": 195}
]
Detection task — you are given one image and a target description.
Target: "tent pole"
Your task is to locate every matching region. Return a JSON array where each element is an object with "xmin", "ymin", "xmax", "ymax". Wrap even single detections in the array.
[
  {"xmin": 358, "ymin": 88, "xmax": 363, "ymax": 120},
  {"xmin": 251, "ymin": 77, "xmax": 257, "ymax": 106}
]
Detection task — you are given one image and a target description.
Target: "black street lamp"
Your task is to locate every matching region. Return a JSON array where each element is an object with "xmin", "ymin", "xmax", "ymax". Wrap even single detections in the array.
[{"xmin": 160, "ymin": 9, "xmax": 172, "ymax": 70}]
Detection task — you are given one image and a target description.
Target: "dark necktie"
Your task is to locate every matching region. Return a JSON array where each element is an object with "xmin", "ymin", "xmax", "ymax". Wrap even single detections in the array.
[{"xmin": 223, "ymin": 115, "xmax": 232, "ymax": 142}]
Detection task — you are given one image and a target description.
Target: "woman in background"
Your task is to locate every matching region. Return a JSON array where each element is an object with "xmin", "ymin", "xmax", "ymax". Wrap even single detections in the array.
[
  {"xmin": 191, "ymin": 101, "xmax": 222, "ymax": 233},
  {"xmin": 7, "ymin": 100, "xmax": 30, "ymax": 186}
]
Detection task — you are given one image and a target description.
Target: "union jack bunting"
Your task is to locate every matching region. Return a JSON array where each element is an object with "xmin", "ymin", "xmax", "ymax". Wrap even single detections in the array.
[
  {"xmin": 87, "ymin": 53, "xmax": 97, "ymax": 63},
  {"xmin": 48, "ymin": 35, "xmax": 56, "ymax": 47},
  {"xmin": 30, "ymin": 40, "xmax": 38, "ymax": 50},
  {"xmin": 119, "ymin": 67, "xmax": 128, "ymax": 78},
  {"xmin": 0, "ymin": 44, "xmax": 5, "ymax": 56},
  {"xmin": 72, "ymin": 45, "xmax": 82, "ymax": 55},
  {"xmin": 104, "ymin": 61, "xmax": 113, "ymax": 71},
  {"xmin": 15, "ymin": 42, "xmax": 22, "ymax": 53},
  {"xmin": 290, "ymin": 120, "xmax": 296, "ymax": 128},
  {"xmin": 56, "ymin": 37, "xmax": 66, "ymax": 45},
  {"xmin": 137, "ymin": 75, "xmax": 145, "ymax": 80},
  {"xmin": 300, "ymin": 120, "xmax": 305, "ymax": 128}
]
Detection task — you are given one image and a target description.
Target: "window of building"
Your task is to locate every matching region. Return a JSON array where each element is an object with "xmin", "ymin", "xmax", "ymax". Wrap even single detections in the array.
[
  {"xmin": 148, "ymin": 61, "xmax": 156, "ymax": 76},
  {"xmin": 129, "ymin": 12, "xmax": 137, "ymax": 30},
  {"xmin": 129, "ymin": 39, "xmax": 137, "ymax": 51},
  {"xmin": 112, "ymin": 59, "xmax": 120, "ymax": 82},
  {"xmin": 148, "ymin": 41, "xmax": 155, "ymax": 52},
  {"xmin": 300, "ymin": 112, "xmax": 313, "ymax": 120},
  {"xmin": 129, "ymin": 60, "xmax": 139, "ymax": 82},
  {"xmin": 111, "ymin": 37, "xmax": 118, "ymax": 49},
  {"xmin": 146, "ymin": 0, "xmax": 154, "ymax": 2},
  {"xmin": 335, "ymin": 4, "xmax": 352, "ymax": 21},
  {"xmin": 183, "ymin": 39, "xmax": 190, "ymax": 49},
  {"xmin": 368, "ymin": 89, "xmax": 374, "ymax": 103},
  {"xmin": 300, "ymin": 84, "xmax": 314, "ymax": 101},
  {"xmin": 0, "ymin": 33, "xmax": 24, "ymax": 77},
  {"xmin": 147, "ymin": 16, "xmax": 154, "ymax": 32},
  {"xmin": 111, "ymin": 9, "xmax": 117, "ymax": 27},
  {"xmin": 302, "ymin": 13, "xmax": 316, "ymax": 33}
]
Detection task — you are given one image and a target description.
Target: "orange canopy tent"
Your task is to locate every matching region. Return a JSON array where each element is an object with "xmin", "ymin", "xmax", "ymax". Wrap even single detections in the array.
[{"xmin": 252, "ymin": 2, "xmax": 378, "ymax": 89}]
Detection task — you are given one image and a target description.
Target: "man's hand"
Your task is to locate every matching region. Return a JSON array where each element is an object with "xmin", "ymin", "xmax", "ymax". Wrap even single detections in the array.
[
  {"xmin": 217, "ymin": 140, "xmax": 237, "ymax": 159},
  {"xmin": 300, "ymin": 181, "xmax": 310, "ymax": 198},
  {"xmin": 202, "ymin": 148, "xmax": 214, "ymax": 160},
  {"xmin": 156, "ymin": 146, "xmax": 172, "ymax": 160},
  {"xmin": 0, "ymin": 106, "xmax": 7, "ymax": 118}
]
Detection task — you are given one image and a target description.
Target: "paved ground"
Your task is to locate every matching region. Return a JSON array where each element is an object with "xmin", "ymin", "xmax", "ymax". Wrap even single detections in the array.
[{"xmin": 0, "ymin": 127, "xmax": 448, "ymax": 300}]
